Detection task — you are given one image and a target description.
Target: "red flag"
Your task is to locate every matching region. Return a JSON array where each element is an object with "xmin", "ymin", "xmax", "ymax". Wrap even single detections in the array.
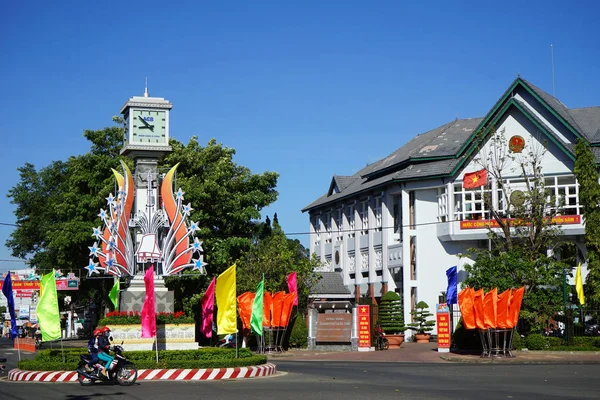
[
  {"xmin": 483, "ymin": 288, "xmax": 498, "ymax": 329},
  {"xmin": 473, "ymin": 289, "xmax": 485, "ymax": 330},
  {"xmin": 141, "ymin": 267, "xmax": 156, "ymax": 338},
  {"xmin": 458, "ymin": 287, "xmax": 476, "ymax": 330},
  {"xmin": 287, "ymin": 272, "xmax": 298, "ymax": 306},
  {"xmin": 463, "ymin": 169, "xmax": 488, "ymax": 189},
  {"xmin": 200, "ymin": 277, "xmax": 215, "ymax": 338},
  {"xmin": 508, "ymin": 287, "xmax": 525, "ymax": 328}
]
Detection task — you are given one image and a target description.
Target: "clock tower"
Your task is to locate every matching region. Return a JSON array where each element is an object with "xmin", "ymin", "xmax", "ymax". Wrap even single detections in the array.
[{"xmin": 120, "ymin": 86, "xmax": 173, "ymax": 259}]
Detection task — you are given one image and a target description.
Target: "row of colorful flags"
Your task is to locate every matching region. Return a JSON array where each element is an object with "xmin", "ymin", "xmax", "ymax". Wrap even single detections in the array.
[
  {"xmin": 2, "ymin": 270, "xmax": 63, "ymax": 341},
  {"xmin": 199, "ymin": 266, "xmax": 298, "ymax": 338}
]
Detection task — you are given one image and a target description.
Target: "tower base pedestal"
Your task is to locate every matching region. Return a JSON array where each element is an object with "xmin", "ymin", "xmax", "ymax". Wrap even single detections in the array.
[{"xmin": 119, "ymin": 274, "xmax": 174, "ymax": 313}]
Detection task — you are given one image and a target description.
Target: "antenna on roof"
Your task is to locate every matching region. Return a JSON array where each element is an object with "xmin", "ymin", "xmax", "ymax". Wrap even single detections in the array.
[{"xmin": 551, "ymin": 44, "xmax": 556, "ymax": 97}]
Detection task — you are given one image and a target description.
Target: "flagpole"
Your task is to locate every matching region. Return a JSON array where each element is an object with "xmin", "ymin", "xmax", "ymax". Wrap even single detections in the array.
[
  {"xmin": 155, "ymin": 335, "xmax": 159, "ymax": 363},
  {"xmin": 60, "ymin": 337, "xmax": 65, "ymax": 364},
  {"xmin": 16, "ymin": 334, "xmax": 21, "ymax": 361}
]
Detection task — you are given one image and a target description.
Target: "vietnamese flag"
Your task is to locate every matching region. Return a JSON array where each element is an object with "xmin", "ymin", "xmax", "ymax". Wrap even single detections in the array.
[{"xmin": 463, "ymin": 169, "xmax": 488, "ymax": 189}]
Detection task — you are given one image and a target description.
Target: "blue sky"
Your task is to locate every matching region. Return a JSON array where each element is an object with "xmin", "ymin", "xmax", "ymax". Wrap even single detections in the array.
[{"xmin": 1, "ymin": 1, "xmax": 599, "ymax": 273}]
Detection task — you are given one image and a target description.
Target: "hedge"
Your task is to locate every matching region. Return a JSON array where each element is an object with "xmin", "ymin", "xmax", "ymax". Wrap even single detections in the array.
[{"xmin": 18, "ymin": 347, "xmax": 267, "ymax": 371}]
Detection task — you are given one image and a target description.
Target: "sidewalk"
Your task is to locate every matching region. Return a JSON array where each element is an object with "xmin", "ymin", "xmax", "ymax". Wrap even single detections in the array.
[{"xmin": 267, "ymin": 342, "xmax": 600, "ymax": 364}]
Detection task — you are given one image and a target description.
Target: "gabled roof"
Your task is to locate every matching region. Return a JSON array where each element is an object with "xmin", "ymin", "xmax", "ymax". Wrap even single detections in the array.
[
  {"xmin": 568, "ymin": 107, "xmax": 600, "ymax": 142},
  {"xmin": 328, "ymin": 175, "xmax": 356, "ymax": 196},
  {"xmin": 309, "ymin": 272, "xmax": 352, "ymax": 296},
  {"xmin": 303, "ymin": 77, "xmax": 600, "ymax": 213}
]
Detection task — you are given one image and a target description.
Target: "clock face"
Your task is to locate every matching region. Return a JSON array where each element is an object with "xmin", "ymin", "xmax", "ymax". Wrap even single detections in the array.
[{"xmin": 131, "ymin": 109, "xmax": 167, "ymax": 144}]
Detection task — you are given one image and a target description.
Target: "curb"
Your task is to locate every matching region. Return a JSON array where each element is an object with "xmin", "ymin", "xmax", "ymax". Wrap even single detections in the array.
[{"xmin": 7, "ymin": 363, "xmax": 277, "ymax": 382}]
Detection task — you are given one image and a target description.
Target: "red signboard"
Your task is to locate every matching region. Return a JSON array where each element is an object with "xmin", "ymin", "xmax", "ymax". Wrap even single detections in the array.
[
  {"xmin": 357, "ymin": 305, "xmax": 371, "ymax": 348},
  {"xmin": 0, "ymin": 279, "xmax": 79, "ymax": 291},
  {"xmin": 460, "ymin": 214, "xmax": 580, "ymax": 230},
  {"xmin": 436, "ymin": 303, "xmax": 451, "ymax": 352}
]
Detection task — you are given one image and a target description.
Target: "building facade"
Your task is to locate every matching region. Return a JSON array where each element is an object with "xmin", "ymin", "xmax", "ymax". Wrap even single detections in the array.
[{"xmin": 302, "ymin": 77, "xmax": 599, "ymax": 338}]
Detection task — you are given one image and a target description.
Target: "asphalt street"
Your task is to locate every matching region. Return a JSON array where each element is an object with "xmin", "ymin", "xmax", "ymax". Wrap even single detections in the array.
[{"xmin": 1, "ymin": 361, "xmax": 600, "ymax": 400}]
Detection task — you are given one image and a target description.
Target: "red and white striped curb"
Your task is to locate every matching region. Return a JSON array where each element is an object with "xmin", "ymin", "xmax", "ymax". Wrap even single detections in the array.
[{"xmin": 8, "ymin": 363, "xmax": 277, "ymax": 382}]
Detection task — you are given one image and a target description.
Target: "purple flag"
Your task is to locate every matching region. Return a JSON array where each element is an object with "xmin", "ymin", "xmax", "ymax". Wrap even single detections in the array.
[
  {"xmin": 200, "ymin": 277, "xmax": 215, "ymax": 338},
  {"xmin": 287, "ymin": 272, "xmax": 298, "ymax": 306},
  {"xmin": 446, "ymin": 266, "xmax": 458, "ymax": 305},
  {"xmin": 141, "ymin": 267, "xmax": 156, "ymax": 338},
  {"xmin": 2, "ymin": 272, "xmax": 18, "ymax": 339}
]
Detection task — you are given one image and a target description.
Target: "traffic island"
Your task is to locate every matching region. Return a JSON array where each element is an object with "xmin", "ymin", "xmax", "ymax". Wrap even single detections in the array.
[{"xmin": 8, "ymin": 363, "xmax": 277, "ymax": 382}]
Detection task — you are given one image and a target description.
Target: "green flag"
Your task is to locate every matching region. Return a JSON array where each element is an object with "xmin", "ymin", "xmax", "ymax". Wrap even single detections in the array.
[
  {"xmin": 109, "ymin": 277, "xmax": 120, "ymax": 310},
  {"xmin": 36, "ymin": 270, "xmax": 61, "ymax": 341},
  {"xmin": 250, "ymin": 276, "xmax": 264, "ymax": 336}
]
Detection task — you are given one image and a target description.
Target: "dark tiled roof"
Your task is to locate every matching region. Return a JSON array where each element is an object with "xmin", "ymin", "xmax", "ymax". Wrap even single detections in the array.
[
  {"xmin": 310, "ymin": 272, "xmax": 352, "ymax": 296},
  {"xmin": 520, "ymin": 79, "xmax": 583, "ymax": 136},
  {"xmin": 303, "ymin": 78, "xmax": 600, "ymax": 213},
  {"xmin": 568, "ymin": 107, "xmax": 600, "ymax": 142},
  {"xmin": 363, "ymin": 118, "xmax": 483, "ymax": 179},
  {"xmin": 333, "ymin": 175, "xmax": 356, "ymax": 192}
]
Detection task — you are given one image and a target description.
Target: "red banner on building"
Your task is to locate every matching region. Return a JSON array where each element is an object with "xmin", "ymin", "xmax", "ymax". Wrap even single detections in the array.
[
  {"xmin": 460, "ymin": 214, "xmax": 581, "ymax": 230},
  {"xmin": 357, "ymin": 305, "xmax": 371, "ymax": 348},
  {"xmin": 0, "ymin": 279, "xmax": 79, "ymax": 291},
  {"xmin": 436, "ymin": 303, "xmax": 450, "ymax": 352}
]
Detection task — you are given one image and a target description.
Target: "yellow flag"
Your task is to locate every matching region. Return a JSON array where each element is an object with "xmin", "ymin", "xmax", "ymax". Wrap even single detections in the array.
[
  {"xmin": 575, "ymin": 263, "xmax": 585, "ymax": 306},
  {"xmin": 216, "ymin": 264, "xmax": 237, "ymax": 334},
  {"xmin": 36, "ymin": 270, "xmax": 61, "ymax": 341}
]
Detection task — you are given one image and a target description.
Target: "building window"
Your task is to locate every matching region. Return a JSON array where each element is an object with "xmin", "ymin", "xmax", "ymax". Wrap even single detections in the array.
[
  {"xmin": 374, "ymin": 197, "xmax": 382, "ymax": 230},
  {"xmin": 325, "ymin": 211, "xmax": 332, "ymax": 243},
  {"xmin": 361, "ymin": 251, "xmax": 369, "ymax": 271},
  {"xmin": 393, "ymin": 195, "xmax": 402, "ymax": 242},
  {"xmin": 336, "ymin": 207, "xmax": 343, "ymax": 241},
  {"xmin": 360, "ymin": 200, "xmax": 369, "ymax": 235},
  {"xmin": 409, "ymin": 191, "xmax": 416, "ymax": 229},
  {"xmin": 314, "ymin": 216, "xmax": 321, "ymax": 245},
  {"xmin": 437, "ymin": 187, "xmax": 448, "ymax": 222},
  {"xmin": 347, "ymin": 204, "xmax": 355, "ymax": 238}
]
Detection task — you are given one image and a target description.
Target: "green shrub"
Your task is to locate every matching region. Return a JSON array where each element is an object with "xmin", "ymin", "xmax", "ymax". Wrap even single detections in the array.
[
  {"xmin": 408, "ymin": 301, "xmax": 435, "ymax": 334},
  {"xmin": 451, "ymin": 319, "xmax": 482, "ymax": 351},
  {"xmin": 17, "ymin": 355, "xmax": 268, "ymax": 371},
  {"xmin": 289, "ymin": 314, "xmax": 308, "ymax": 348},
  {"xmin": 511, "ymin": 330, "xmax": 524, "ymax": 350},
  {"xmin": 378, "ymin": 291, "xmax": 406, "ymax": 334},
  {"xmin": 545, "ymin": 337, "xmax": 563, "ymax": 348},
  {"xmin": 525, "ymin": 333, "xmax": 546, "ymax": 350},
  {"xmin": 592, "ymin": 337, "xmax": 600, "ymax": 348}
]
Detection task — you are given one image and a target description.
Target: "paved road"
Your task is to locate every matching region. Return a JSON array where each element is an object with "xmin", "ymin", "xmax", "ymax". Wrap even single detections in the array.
[{"xmin": 2, "ymin": 361, "xmax": 600, "ymax": 400}]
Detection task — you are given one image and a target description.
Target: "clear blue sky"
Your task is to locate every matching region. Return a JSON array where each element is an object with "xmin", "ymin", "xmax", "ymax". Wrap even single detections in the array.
[{"xmin": 1, "ymin": 1, "xmax": 599, "ymax": 273}]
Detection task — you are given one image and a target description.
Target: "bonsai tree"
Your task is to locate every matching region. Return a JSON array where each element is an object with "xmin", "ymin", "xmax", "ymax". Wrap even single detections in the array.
[
  {"xmin": 408, "ymin": 301, "xmax": 435, "ymax": 334},
  {"xmin": 378, "ymin": 291, "xmax": 406, "ymax": 334}
]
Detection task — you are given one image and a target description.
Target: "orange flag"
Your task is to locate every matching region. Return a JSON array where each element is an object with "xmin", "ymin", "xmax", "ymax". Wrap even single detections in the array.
[
  {"xmin": 237, "ymin": 292, "xmax": 255, "ymax": 331},
  {"xmin": 458, "ymin": 287, "xmax": 476, "ymax": 330},
  {"xmin": 508, "ymin": 287, "xmax": 525, "ymax": 328},
  {"xmin": 473, "ymin": 289, "xmax": 485, "ymax": 330},
  {"xmin": 280, "ymin": 293, "xmax": 296, "ymax": 328},
  {"xmin": 263, "ymin": 291, "xmax": 272, "ymax": 328},
  {"xmin": 483, "ymin": 288, "xmax": 498, "ymax": 329},
  {"xmin": 496, "ymin": 289, "xmax": 511, "ymax": 329},
  {"xmin": 271, "ymin": 291, "xmax": 285, "ymax": 327}
]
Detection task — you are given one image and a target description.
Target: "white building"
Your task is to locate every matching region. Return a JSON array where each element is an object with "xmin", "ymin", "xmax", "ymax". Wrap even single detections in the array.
[{"xmin": 302, "ymin": 77, "xmax": 599, "ymax": 337}]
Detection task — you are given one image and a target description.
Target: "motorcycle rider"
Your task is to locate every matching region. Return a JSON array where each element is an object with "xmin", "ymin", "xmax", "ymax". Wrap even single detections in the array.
[
  {"xmin": 97, "ymin": 326, "xmax": 115, "ymax": 376},
  {"xmin": 85, "ymin": 328, "xmax": 103, "ymax": 374}
]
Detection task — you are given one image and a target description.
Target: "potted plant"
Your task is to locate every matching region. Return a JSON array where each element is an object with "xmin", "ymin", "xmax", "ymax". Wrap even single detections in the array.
[
  {"xmin": 378, "ymin": 291, "xmax": 406, "ymax": 348},
  {"xmin": 408, "ymin": 301, "xmax": 435, "ymax": 343}
]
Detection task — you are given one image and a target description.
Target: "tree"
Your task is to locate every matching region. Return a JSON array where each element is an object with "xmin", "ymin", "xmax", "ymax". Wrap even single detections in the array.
[
  {"xmin": 235, "ymin": 216, "xmax": 320, "ymax": 313},
  {"xmin": 574, "ymin": 138, "xmax": 600, "ymax": 306},
  {"xmin": 7, "ymin": 120, "xmax": 279, "ymax": 314},
  {"xmin": 462, "ymin": 129, "xmax": 575, "ymax": 332}
]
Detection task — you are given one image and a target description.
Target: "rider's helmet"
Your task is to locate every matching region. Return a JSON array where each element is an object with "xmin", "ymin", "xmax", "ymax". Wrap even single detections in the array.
[
  {"xmin": 93, "ymin": 328, "xmax": 101, "ymax": 336},
  {"xmin": 100, "ymin": 326, "xmax": 111, "ymax": 336}
]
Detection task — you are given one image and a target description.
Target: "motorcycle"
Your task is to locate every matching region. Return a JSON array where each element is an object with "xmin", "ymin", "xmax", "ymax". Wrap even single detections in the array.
[
  {"xmin": 0, "ymin": 357, "xmax": 7, "ymax": 377},
  {"xmin": 76, "ymin": 343, "xmax": 138, "ymax": 386}
]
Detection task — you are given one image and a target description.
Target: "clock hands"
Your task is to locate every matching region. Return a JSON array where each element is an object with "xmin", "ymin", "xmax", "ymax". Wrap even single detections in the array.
[{"xmin": 137, "ymin": 115, "xmax": 154, "ymax": 131}]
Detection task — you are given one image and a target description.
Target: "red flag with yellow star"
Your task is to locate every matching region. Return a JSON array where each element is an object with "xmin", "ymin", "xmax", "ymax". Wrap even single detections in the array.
[{"xmin": 463, "ymin": 169, "xmax": 488, "ymax": 189}]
